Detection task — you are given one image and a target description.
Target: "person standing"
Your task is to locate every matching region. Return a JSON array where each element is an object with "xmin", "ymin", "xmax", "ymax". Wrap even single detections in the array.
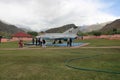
[
  {"xmin": 35, "ymin": 38, "xmax": 38, "ymax": 46},
  {"xmin": 18, "ymin": 40, "xmax": 23, "ymax": 48},
  {"xmin": 0, "ymin": 38, "xmax": 1, "ymax": 43},
  {"xmin": 40, "ymin": 38, "xmax": 43, "ymax": 46},
  {"xmin": 38, "ymin": 38, "xmax": 41, "ymax": 46},
  {"xmin": 67, "ymin": 38, "xmax": 70, "ymax": 47},
  {"xmin": 32, "ymin": 38, "xmax": 35, "ymax": 45},
  {"xmin": 69, "ymin": 38, "xmax": 72, "ymax": 47},
  {"xmin": 42, "ymin": 39, "xmax": 46, "ymax": 48}
]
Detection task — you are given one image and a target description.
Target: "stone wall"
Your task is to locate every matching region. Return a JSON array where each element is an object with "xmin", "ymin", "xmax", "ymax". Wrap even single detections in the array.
[{"xmin": 79, "ymin": 34, "xmax": 120, "ymax": 40}]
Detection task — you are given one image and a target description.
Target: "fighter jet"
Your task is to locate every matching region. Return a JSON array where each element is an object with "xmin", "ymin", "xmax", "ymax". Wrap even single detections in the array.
[{"xmin": 36, "ymin": 27, "xmax": 80, "ymax": 41}]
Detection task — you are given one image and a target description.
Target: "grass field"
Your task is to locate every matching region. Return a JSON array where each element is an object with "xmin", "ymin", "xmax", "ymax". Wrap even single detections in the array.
[
  {"xmin": 0, "ymin": 39, "xmax": 120, "ymax": 48},
  {"xmin": 0, "ymin": 39, "xmax": 120, "ymax": 80},
  {"xmin": 78, "ymin": 39, "xmax": 120, "ymax": 47}
]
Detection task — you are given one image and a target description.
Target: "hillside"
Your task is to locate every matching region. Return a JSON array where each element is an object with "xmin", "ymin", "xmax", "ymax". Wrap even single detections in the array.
[
  {"xmin": 100, "ymin": 19, "xmax": 120, "ymax": 32},
  {"xmin": 45, "ymin": 24, "xmax": 78, "ymax": 33},
  {"xmin": 81, "ymin": 22, "xmax": 111, "ymax": 32},
  {"xmin": 0, "ymin": 20, "xmax": 24, "ymax": 35}
]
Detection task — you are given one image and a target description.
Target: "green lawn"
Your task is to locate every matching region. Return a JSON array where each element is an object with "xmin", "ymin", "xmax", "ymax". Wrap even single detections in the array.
[
  {"xmin": 0, "ymin": 41, "xmax": 18, "ymax": 48},
  {"xmin": 78, "ymin": 39, "xmax": 120, "ymax": 47},
  {"xmin": 0, "ymin": 39, "xmax": 120, "ymax": 80},
  {"xmin": 0, "ymin": 48, "xmax": 120, "ymax": 80}
]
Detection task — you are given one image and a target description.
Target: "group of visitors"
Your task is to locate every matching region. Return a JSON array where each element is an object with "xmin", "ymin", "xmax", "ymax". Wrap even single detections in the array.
[
  {"xmin": 18, "ymin": 38, "xmax": 46, "ymax": 48},
  {"xmin": 18, "ymin": 37, "xmax": 73, "ymax": 48},
  {"xmin": 32, "ymin": 38, "xmax": 46, "ymax": 48}
]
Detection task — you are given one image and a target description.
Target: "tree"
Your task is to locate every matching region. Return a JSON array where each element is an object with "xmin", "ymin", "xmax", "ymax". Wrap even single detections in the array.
[
  {"xmin": 27, "ymin": 31, "xmax": 38, "ymax": 37},
  {"xmin": 0, "ymin": 35, "xmax": 2, "ymax": 43},
  {"xmin": 113, "ymin": 28, "xmax": 117, "ymax": 32},
  {"xmin": 77, "ymin": 31, "xmax": 89, "ymax": 36},
  {"xmin": 0, "ymin": 32, "xmax": 11, "ymax": 38},
  {"xmin": 112, "ymin": 28, "xmax": 117, "ymax": 34},
  {"xmin": 89, "ymin": 31, "xmax": 101, "ymax": 36},
  {"xmin": 117, "ymin": 30, "xmax": 120, "ymax": 34}
]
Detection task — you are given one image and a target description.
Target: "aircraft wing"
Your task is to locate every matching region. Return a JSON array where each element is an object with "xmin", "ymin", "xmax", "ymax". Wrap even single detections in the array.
[{"xmin": 36, "ymin": 33, "xmax": 77, "ymax": 40}]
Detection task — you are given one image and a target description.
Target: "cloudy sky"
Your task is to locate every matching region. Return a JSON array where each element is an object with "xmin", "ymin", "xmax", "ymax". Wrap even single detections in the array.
[{"xmin": 0, "ymin": 0, "xmax": 120, "ymax": 31}]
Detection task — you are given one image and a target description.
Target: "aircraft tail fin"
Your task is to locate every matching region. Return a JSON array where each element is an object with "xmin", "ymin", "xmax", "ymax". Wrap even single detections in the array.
[{"xmin": 63, "ymin": 27, "xmax": 80, "ymax": 34}]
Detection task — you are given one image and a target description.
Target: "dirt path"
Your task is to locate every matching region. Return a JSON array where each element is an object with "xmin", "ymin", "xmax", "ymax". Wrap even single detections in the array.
[
  {"xmin": 0, "ymin": 43, "xmax": 120, "ymax": 50},
  {"xmin": 0, "ymin": 46, "xmax": 120, "ymax": 50},
  {"xmin": 80, "ymin": 46, "xmax": 120, "ymax": 48}
]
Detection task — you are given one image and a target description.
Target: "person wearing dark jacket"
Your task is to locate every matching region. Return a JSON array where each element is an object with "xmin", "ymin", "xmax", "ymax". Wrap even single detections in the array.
[
  {"xmin": 32, "ymin": 38, "xmax": 35, "ymax": 45},
  {"xmin": 42, "ymin": 39, "xmax": 46, "ymax": 48},
  {"xmin": 35, "ymin": 38, "xmax": 38, "ymax": 46},
  {"xmin": 69, "ymin": 38, "xmax": 72, "ymax": 47}
]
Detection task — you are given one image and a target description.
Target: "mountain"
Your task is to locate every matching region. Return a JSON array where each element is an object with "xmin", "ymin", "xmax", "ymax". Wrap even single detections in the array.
[
  {"xmin": 0, "ymin": 20, "xmax": 24, "ymax": 34},
  {"xmin": 100, "ymin": 19, "xmax": 120, "ymax": 32},
  {"xmin": 45, "ymin": 24, "xmax": 78, "ymax": 33},
  {"xmin": 81, "ymin": 22, "xmax": 111, "ymax": 32}
]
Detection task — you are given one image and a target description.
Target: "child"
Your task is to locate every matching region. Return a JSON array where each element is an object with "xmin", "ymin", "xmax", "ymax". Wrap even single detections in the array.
[{"xmin": 18, "ymin": 40, "xmax": 23, "ymax": 48}]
